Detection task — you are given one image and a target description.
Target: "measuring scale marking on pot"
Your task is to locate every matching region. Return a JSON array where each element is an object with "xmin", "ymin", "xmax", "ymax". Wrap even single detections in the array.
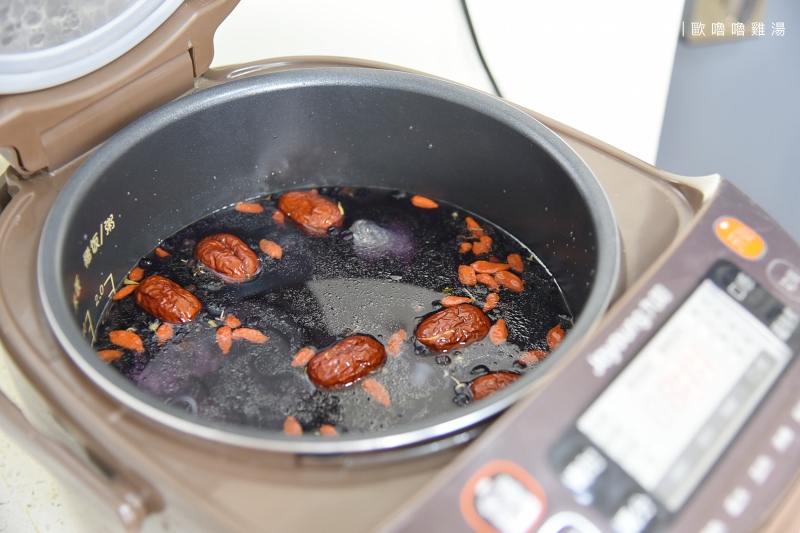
[{"xmin": 1, "ymin": 5, "xmax": 799, "ymax": 533}]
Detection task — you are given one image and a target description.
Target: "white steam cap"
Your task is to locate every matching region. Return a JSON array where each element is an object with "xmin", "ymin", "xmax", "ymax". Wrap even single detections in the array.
[{"xmin": 0, "ymin": 0, "xmax": 182, "ymax": 94}]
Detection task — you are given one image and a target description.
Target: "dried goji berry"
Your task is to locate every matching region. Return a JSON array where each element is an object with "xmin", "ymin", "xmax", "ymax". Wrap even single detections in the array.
[
  {"xmin": 386, "ymin": 329, "xmax": 407, "ymax": 356},
  {"xmin": 112, "ymin": 284, "xmax": 137, "ymax": 300},
  {"xmin": 259, "ymin": 239, "xmax": 283, "ymax": 259},
  {"xmin": 519, "ymin": 350, "xmax": 547, "ymax": 366},
  {"xmin": 470, "ymin": 260, "xmax": 511, "ymax": 274},
  {"xmin": 231, "ymin": 327, "xmax": 268, "ymax": 343},
  {"xmin": 216, "ymin": 326, "xmax": 233, "ymax": 355},
  {"xmin": 109, "ymin": 330, "xmax": 144, "ymax": 352},
  {"xmin": 97, "ymin": 349, "xmax": 123, "ymax": 362},
  {"xmin": 507, "ymin": 253, "xmax": 524, "ymax": 273},
  {"xmin": 319, "ymin": 424, "xmax": 339, "ymax": 437},
  {"xmin": 362, "ymin": 379, "xmax": 391, "ymax": 407},
  {"xmin": 283, "ymin": 415, "xmax": 302, "ymax": 436},
  {"xmin": 410, "ymin": 195, "xmax": 439, "ymax": 209},
  {"xmin": 465, "ymin": 216, "xmax": 484, "ymax": 236},
  {"xmin": 547, "ymin": 324, "xmax": 565, "ymax": 351},
  {"xmin": 483, "ymin": 292, "xmax": 500, "ymax": 312},
  {"xmin": 472, "ymin": 235, "xmax": 492, "ymax": 255},
  {"xmin": 476, "ymin": 273, "xmax": 500, "ymax": 292},
  {"xmin": 458, "ymin": 264, "xmax": 477, "ymax": 286},
  {"xmin": 489, "ymin": 319, "xmax": 508, "ymax": 345},
  {"xmin": 440, "ymin": 295, "xmax": 473, "ymax": 307},
  {"xmin": 494, "ymin": 270, "xmax": 524, "ymax": 292},
  {"xmin": 223, "ymin": 314, "xmax": 241, "ymax": 329},
  {"xmin": 291, "ymin": 347, "xmax": 316, "ymax": 367},
  {"xmin": 128, "ymin": 267, "xmax": 145, "ymax": 281},
  {"xmin": 235, "ymin": 202, "xmax": 264, "ymax": 214},
  {"xmin": 155, "ymin": 323, "xmax": 173, "ymax": 345}
]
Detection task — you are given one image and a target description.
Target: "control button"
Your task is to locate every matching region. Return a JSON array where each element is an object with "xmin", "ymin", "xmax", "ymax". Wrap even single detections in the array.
[
  {"xmin": 699, "ymin": 519, "xmax": 728, "ymax": 533},
  {"xmin": 747, "ymin": 455, "xmax": 774, "ymax": 486},
  {"xmin": 723, "ymin": 487, "xmax": 751, "ymax": 518},
  {"xmin": 791, "ymin": 399, "xmax": 800, "ymax": 424},
  {"xmin": 771, "ymin": 425, "xmax": 796, "ymax": 453},
  {"xmin": 460, "ymin": 460, "xmax": 547, "ymax": 533},
  {"xmin": 725, "ymin": 270, "xmax": 756, "ymax": 302},
  {"xmin": 767, "ymin": 259, "xmax": 800, "ymax": 303},
  {"xmin": 560, "ymin": 446, "xmax": 607, "ymax": 501},
  {"xmin": 714, "ymin": 217, "xmax": 766, "ymax": 260},
  {"xmin": 769, "ymin": 305, "xmax": 800, "ymax": 342},
  {"xmin": 610, "ymin": 493, "xmax": 658, "ymax": 533},
  {"xmin": 538, "ymin": 512, "xmax": 603, "ymax": 533}
]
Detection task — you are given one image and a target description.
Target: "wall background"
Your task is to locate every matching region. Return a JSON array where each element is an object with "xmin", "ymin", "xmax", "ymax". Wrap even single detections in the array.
[{"xmin": 657, "ymin": 0, "xmax": 800, "ymax": 240}]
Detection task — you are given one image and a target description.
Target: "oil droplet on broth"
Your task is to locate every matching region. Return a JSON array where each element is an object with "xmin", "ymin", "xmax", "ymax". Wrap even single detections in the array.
[{"xmin": 93, "ymin": 187, "xmax": 572, "ymax": 436}]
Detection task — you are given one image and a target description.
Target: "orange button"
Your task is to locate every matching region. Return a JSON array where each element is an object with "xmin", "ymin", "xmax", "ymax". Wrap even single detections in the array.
[
  {"xmin": 460, "ymin": 460, "xmax": 547, "ymax": 533},
  {"xmin": 714, "ymin": 217, "xmax": 766, "ymax": 260}
]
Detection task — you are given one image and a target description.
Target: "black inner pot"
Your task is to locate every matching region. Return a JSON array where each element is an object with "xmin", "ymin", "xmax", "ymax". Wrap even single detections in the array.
[{"xmin": 38, "ymin": 67, "xmax": 620, "ymax": 454}]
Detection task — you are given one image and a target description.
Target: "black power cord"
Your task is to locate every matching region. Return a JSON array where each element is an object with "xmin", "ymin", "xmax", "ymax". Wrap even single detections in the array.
[{"xmin": 459, "ymin": 0, "xmax": 503, "ymax": 97}]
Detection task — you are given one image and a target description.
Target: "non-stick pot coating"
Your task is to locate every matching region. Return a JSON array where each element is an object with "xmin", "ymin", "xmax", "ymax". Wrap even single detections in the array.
[{"xmin": 38, "ymin": 67, "xmax": 620, "ymax": 453}]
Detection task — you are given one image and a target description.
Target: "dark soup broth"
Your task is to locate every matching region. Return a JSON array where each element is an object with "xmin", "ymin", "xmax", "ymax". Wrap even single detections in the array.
[{"xmin": 93, "ymin": 187, "xmax": 572, "ymax": 436}]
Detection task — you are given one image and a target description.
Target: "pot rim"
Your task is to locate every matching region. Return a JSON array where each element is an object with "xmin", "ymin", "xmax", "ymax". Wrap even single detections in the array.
[{"xmin": 37, "ymin": 66, "xmax": 621, "ymax": 454}]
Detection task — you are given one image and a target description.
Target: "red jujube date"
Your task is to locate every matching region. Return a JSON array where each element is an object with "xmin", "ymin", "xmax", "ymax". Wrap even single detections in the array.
[
  {"xmin": 469, "ymin": 371, "xmax": 521, "ymax": 400},
  {"xmin": 277, "ymin": 190, "xmax": 344, "ymax": 236},
  {"xmin": 306, "ymin": 335, "xmax": 386, "ymax": 389},
  {"xmin": 415, "ymin": 304, "xmax": 491, "ymax": 353},
  {"xmin": 194, "ymin": 233, "xmax": 260, "ymax": 281},
  {"xmin": 135, "ymin": 275, "xmax": 202, "ymax": 324}
]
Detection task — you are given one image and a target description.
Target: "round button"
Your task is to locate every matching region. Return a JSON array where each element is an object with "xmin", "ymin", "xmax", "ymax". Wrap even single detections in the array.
[
  {"xmin": 714, "ymin": 217, "xmax": 766, "ymax": 260},
  {"xmin": 767, "ymin": 259, "xmax": 800, "ymax": 303},
  {"xmin": 460, "ymin": 460, "xmax": 547, "ymax": 533}
]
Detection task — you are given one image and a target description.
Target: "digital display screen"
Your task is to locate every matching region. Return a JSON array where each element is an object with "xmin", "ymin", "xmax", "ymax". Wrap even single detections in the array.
[{"xmin": 577, "ymin": 264, "xmax": 796, "ymax": 512}]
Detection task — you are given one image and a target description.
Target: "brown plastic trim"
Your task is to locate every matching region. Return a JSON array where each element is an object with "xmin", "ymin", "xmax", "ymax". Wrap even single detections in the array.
[
  {"xmin": 760, "ymin": 470, "xmax": 800, "ymax": 532},
  {"xmin": 0, "ymin": 0, "xmax": 238, "ymax": 175},
  {"xmin": 0, "ymin": 370, "xmax": 148, "ymax": 532},
  {"xmin": 0, "ymin": 163, "xmax": 166, "ymax": 531}
]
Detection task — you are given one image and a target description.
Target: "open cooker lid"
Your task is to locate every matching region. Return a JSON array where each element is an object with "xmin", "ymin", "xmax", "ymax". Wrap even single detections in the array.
[
  {"xmin": 0, "ymin": 0, "xmax": 238, "ymax": 175},
  {"xmin": 0, "ymin": 0, "xmax": 183, "ymax": 94}
]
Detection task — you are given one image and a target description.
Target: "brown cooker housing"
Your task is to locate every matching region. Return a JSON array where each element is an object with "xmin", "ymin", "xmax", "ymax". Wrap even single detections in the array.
[{"xmin": 0, "ymin": 2, "xmax": 629, "ymax": 530}]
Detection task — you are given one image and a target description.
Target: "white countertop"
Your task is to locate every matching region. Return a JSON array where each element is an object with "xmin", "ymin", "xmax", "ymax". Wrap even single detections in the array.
[{"xmin": 0, "ymin": 1, "xmax": 684, "ymax": 531}]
